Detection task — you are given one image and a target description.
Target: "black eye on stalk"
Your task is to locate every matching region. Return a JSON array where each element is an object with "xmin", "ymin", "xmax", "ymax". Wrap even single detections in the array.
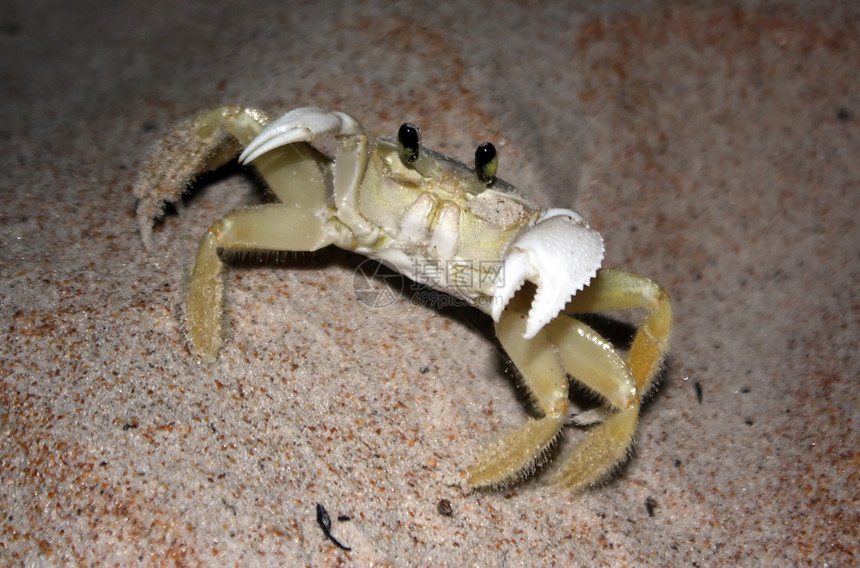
[
  {"xmin": 475, "ymin": 142, "xmax": 498, "ymax": 184},
  {"xmin": 397, "ymin": 122, "xmax": 420, "ymax": 166}
]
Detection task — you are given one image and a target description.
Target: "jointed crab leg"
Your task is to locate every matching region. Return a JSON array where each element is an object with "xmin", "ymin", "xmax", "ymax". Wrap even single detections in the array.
[
  {"xmin": 467, "ymin": 290, "xmax": 634, "ymax": 489},
  {"xmin": 563, "ymin": 268, "xmax": 672, "ymax": 395},
  {"xmin": 134, "ymin": 106, "xmax": 341, "ymax": 247},
  {"xmin": 468, "ymin": 268, "xmax": 671, "ymax": 491},
  {"xmin": 546, "ymin": 268, "xmax": 671, "ymax": 491},
  {"xmin": 135, "ymin": 106, "xmax": 374, "ymax": 359},
  {"xmin": 541, "ymin": 318, "xmax": 640, "ymax": 491},
  {"xmin": 240, "ymin": 107, "xmax": 378, "ymax": 246},
  {"xmin": 467, "ymin": 292, "xmax": 571, "ymax": 487},
  {"xmin": 134, "ymin": 106, "xmax": 267, "ymax": 249},
  {"xmin": 188, "ymin": 205, "xmax": 336, "ymax": 360}
]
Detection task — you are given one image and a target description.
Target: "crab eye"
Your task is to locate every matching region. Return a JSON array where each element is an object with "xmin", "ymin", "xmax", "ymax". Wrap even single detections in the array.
[
  {"xmin": 475, "ymin": 142, "xmax": 498, "ymax": 184},
  {"xmin": 397, "ymin": 122, "xmax": 421, "ymax": 166}
]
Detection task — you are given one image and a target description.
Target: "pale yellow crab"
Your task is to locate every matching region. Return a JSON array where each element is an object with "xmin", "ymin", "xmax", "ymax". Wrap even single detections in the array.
[{"xmin": 134, "ymin": 106, "xmax": 672, "ymax": 491}]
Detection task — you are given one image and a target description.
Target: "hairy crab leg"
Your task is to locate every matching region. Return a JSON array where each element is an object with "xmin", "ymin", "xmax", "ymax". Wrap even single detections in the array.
[
  {"xmin": 543, "ymin": 268, "xmax": 672, "ymax": 490},
  {"xmin": 541, "ymin": 317, "xmax": 640, "ymax": 491},
  {"xmin": 135, "ymin": 106, "xmax": 346, "ymax": 359},
  {"xmin": 134, "ymin": 106, "xmax": 264, "ymax": 249},
  {"xmin": 468, "ymin": 268, "xmax": 671, "ymax": 491},
  {"xmin": 563, "ymin": 268, "xmax": 672, "ymax": 395},
  {"xmin": 188, "ymin": 205, "xmax": 336, "ymax": 360},
  {"xmin": 467, "ymin": 292, "xmax": 570, "ymax": 488},
  {"xmin": 134, "ymin": 106, "xmax": 337, "ymax": 249}
]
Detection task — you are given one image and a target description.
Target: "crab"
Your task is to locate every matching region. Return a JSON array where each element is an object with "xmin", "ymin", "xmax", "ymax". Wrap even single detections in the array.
[{"xmin": 134, "ymin": 106, "xmax": 672, "ymax": 492}]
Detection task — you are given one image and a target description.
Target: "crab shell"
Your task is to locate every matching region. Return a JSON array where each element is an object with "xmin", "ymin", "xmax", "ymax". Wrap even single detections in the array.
[{"xmin": 341, "ymin": 143, "xmax": 607, "ymax": 339}]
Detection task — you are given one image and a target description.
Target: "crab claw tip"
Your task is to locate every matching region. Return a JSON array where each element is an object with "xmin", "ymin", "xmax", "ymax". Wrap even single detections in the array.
[{"xmin": 490, "ymin": 250, "xmax": 530, "ymax": 322}]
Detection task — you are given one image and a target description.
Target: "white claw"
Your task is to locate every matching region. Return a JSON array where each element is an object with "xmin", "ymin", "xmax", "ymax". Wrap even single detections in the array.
[
  {"xmin": 492, "ymin": 209, "xmax": 604, "ymax": 338},
  {"xmin": 239, "ymin": 107, "xmax": 363, "ymax": 164}
]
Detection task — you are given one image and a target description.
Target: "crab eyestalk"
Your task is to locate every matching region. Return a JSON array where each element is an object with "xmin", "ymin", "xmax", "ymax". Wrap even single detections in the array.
[
  {"xmin": 397, "ymin": 122, "xmax": 420, "ymax": 165},
  {"xmin": 475, "ymin": 141, "xmax": 498, "ymax": 184}
]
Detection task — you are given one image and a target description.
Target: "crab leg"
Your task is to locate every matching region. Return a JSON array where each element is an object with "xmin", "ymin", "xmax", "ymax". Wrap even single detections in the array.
[
  {"xmin": 188, "ymin": 205, "xmax": 336, "ymax": 360},
  {"xmin": 134, "ymin": 106, "xmax": 348, "ymax": 359},
  {"xmin": 134, "ymin": 106, "xmax": 331, "ymax": 249},
  {"xmin": 563, "ymin": 268, "xmax": 672, "ymax": 396},
  {"xmin": 467, "ymin": 291, "xmax": 636, "ymax": 490},
  {"xmin": 539, "ymin": 318, "xmax": 640, "ymax": 491},
  {"xmin": 468, "ymin": 268, "xmax": 671, "ymax": 490},
  {"xmin": 543, "ymin": 268, "xmax": 672, "ymax": 491},
  {"xmin": 467, "ymin": 292, "xmax": 570, "ymax": 488},
  {"xmin": 239, "ymin": 107, "xmax": 378, "ymax": 246}
]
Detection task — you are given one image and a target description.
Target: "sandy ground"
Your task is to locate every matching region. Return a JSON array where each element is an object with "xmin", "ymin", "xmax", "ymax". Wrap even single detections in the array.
[{"xmin": 1, "ymin": 1, "xmax": 857, "ymax": 566}]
